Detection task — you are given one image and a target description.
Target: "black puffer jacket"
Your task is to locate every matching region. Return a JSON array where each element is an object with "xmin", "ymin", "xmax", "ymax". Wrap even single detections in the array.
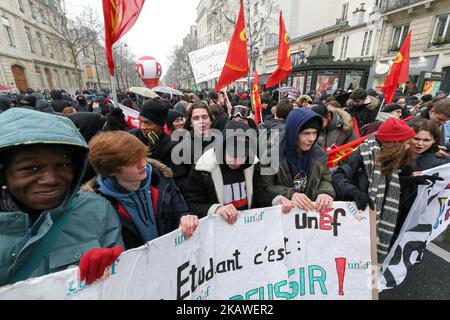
[
  {"xmin": 129, "ymin": 128, "xmax": 179, "ymax": 173},
  {"xmin": 332, "ymin": 151, "xmax": 417, "ymax": 239},
  {"xmin": 415, "ymin": 146, "xmax": 449, "ymax": 171},
  {"xmin": 346, "ymin": 96, "xmax": 380, "ymax": 130}
]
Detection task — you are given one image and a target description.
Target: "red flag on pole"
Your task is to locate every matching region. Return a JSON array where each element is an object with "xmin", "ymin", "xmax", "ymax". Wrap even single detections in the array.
[
  {"xmin": 214, "ymin": 0, "xmax": 249, "ymax": 92},
  {"xmin": 252, "ymin": 71, "xmax": 262, "ymax": 125},
  {"xmin": 103, "ymin": 0, "xmax": 145, "ymax": 76},
  {"xmin": 265, "ymin": 11, "xmax": 292, "ymax": 88},
  {"xmin": 381, "ymin": 31, "xmax": 411, "ymax": 105},
  {"xmin": 326, "ymin": 135, "xmax": 370, "ymax": 169}
]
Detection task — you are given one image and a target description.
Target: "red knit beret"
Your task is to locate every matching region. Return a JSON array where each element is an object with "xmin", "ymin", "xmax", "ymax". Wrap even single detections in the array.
[{"xmin": 376, "ymin": 118, "xmax": 416, "ymax": 143}]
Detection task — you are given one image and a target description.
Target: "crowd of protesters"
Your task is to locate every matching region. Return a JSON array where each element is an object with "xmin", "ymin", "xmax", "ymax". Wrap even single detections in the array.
[{"xmin": 0, "ymin": 83, "xmax": 449, "ymax": 289}]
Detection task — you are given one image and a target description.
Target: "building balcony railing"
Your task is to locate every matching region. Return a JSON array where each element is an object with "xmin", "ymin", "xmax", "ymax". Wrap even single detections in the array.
[{"xmin": 381, "ymin": 0, "xmax": 433, "ymax": 13}]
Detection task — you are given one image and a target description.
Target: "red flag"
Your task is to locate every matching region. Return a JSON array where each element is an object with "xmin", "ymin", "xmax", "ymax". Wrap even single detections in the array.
[
  {"xmin": 214, "ymin": 0, "xmax": 248, "ymax": 92},
  {"xmin": 252, "ymin": 72, "xmax": 262, "ymax": 125},
  {"xmin": 265, "ymin": 12, "xmax": 292, "ymax": 88},
  {"xmin": 352, "ymin": 117, "xmax": 361, "ymax": 139},
  {"xmin": 327, "ymin": 135, "xmax": 370, "ymax": 169},
  {"xmin": 103, "ymin": 0, "xmax": 145, "ymax": 76},
  {"xmin": 381, "ymin": 31, "xmax": 411, "ymax": 105}
]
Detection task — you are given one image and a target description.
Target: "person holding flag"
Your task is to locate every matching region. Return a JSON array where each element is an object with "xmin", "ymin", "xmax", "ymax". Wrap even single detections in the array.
[{"xmin": 265, "ymin": 11, "xmax": 292, "ymax": 89}]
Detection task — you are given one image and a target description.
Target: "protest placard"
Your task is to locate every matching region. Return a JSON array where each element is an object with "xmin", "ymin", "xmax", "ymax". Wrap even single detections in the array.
[
  {"xmin": 0, "ymin": 203, "xmax": 376, "ymax": 300},
  {"xmin": 188, "ymin": 42, "xmax": 228, "ymax": 84}
]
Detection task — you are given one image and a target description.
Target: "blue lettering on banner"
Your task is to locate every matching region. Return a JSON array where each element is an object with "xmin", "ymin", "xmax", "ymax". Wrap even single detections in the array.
[
  {"xmin": 66, "ymin": 260, "xmax": 120, "ymax": 296},
  {"xmin": 244, "ymin": 212, "xmax": 265, "ymax": 224},
  {"xmin": 174, "ymin": 234, "xmax": 185, "ymax": 247}
]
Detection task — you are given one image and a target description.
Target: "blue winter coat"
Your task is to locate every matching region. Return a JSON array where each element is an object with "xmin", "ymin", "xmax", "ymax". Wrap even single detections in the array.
[{"xmin": 0, "ymin": 108, "xmax": 123, "ymax": 286}]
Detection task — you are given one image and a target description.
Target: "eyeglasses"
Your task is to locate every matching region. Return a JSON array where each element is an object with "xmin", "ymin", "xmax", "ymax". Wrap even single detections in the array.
[{"xmin": 232, "ymin": 106, "xmax": 251, "ymax": 119}]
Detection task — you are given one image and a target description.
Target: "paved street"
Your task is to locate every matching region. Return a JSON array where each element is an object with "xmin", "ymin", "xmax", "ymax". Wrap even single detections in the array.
[{"xmin": 380, "ymin": 229, "xmax": 450, "ymax": 300}]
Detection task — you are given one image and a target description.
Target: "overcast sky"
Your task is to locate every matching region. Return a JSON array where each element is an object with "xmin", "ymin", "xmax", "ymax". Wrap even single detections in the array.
[{"xmin": 66, "ymin": 0, "xmax": 200, "ymax": 77}]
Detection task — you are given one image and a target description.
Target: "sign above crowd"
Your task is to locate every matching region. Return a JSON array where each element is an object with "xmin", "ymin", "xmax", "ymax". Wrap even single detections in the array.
[
  {"xmin": 0, "ymin": 203, "xmax": 377, "ymax": 300},
  {"xmin": 188, "ymin": 42, "xmax": 228, "ymax": 84}
]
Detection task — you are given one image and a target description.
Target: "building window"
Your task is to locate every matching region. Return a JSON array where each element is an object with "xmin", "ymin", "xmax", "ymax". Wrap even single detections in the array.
[
  {"xmin": 361, "ymin": 30, "xmax": 373, "ymax": 56},
  {"xmin": 341, "ymin": 3, "xmax": 349, "ymax": 22},
  {"xmin": 59, "ymin": 42, "xmax": 66, "ymax": 60},
  {"xmin": 376, "ymin": 0, "xmax": 384, "ymax": 9},
  {"xmin": 36, "ymin": 32, "xmax": 45, "ymax": 55},
  {"xmin": 25, "ymin": 27, "xmax": 34, "ymax": 52},
  {"xmin": 431, "ymin": 14, "xmax": 450, "ymax": 46},
  {"xmin": 35, "ymin": 67, "xmax": 45, "ymax": 88},
  {"xmin": 65, "ymin": 70, "xmax": 73, "ymax": 87},
  {"xmin": 86, "ymin": 66, "xmax": 94, "ymax": 79},
  {"xmin": 2, "ymin": 16, "xmax": 15, "ymax": 47},
  {"xmin": 390, "ymin": 24, "xmax": 409, "ymax": 52},
  {"xmin": 18, "ymin": 0, "xmax": 25, "ymax": 12},
  {"xmin": 340, "ymin": 36, "xmax": 349, "ymax": 59},
  {"xmin": 53, "ymin": 69, "xmax": 62, "ymax": 88},
  {"xmin": 47, "ymin": 37, "xmax": 54, "ymax": 58}
]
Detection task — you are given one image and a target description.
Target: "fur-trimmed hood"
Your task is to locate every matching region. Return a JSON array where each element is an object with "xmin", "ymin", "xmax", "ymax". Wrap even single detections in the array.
[{"xmin": 328, "ymin": 106, "xmax": 354, "ymax": 134}]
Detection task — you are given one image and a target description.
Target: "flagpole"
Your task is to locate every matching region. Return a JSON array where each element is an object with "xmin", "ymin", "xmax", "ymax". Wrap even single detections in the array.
[{"xmin": 110, "ymin": 75, "xmax": 119, "ymax": 108}]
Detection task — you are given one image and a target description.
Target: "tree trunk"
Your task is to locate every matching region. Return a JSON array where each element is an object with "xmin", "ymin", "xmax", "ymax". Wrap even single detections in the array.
[
  {"xmin": 92, "ymin": 46, "xmax": 102, "ymax": 90},
  {"xmin": 71, "ymin": 49, "xmax": 84, "ymax": 92}
]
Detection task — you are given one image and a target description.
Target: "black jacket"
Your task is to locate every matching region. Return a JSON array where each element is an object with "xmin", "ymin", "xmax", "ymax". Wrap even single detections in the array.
[
  {"xmin": 172, "ymin": 134, "xmax": 216, "ymax": 191},
  {"xmin": 212, "ymin": 113, "xmax": 230, "ymax": 131},
  {"xmin": 346, "ymin": 96, "xmax": 380, "ymax": 130},
  {"xmin": 332, "ymin": 151, "xmax": 417, "ymax": 239},
  {"xmin": 415, "ymin": 146, "xmax": 449, "ymax": 171},
  {"xmin": 51, "ymin": 99, "xmax": 73, "ymax": 113},
  {"xmin": 82, "ymin": 159, "xmax": 189, "ymax": 250},
  {"xmin": 129, "ymin": 128, "xmax": 179, "ymax": 172}
]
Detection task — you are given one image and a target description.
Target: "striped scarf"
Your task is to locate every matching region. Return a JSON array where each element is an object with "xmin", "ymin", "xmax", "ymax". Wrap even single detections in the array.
[{"xmin": 359, "ymin": 136, "xmax": 401, "ymax": 264}]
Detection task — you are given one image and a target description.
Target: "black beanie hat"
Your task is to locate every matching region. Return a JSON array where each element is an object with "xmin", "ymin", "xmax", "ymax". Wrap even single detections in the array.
[
  {"xmin": 301, "ymin": 117, "xmax": 322, "ymax": 133},
  {"xmin": 382, "ymin": 103, "xmax": 402, "ymax": 113},
  {"xmin": 166, "ymin": 109, "xmax": 184, "ymax": 127},
  {"xmin": 140, "ymin": 98, "xmax": 170, "ymax": 127},
  {"xmin": 221, "ymin": 121, "xmax": 255, "ymax": 164}
]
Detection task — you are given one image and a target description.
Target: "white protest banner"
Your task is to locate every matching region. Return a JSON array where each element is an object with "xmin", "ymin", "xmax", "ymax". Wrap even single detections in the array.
[
  {"xmin": 0, "ymin": 203, "xmax": 376, "ymax": 300},
  {"xmin": 188, "ymin": 42, "xmax": 228, "ymax": 84},
  {"xmin": 379, "ymin": 163, "xmax": 450, "ymax": 291}
]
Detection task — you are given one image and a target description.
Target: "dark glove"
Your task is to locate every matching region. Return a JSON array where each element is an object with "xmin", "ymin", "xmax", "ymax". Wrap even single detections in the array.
[
  {"xmin": 79, "ymin": 245, "xmax": 123, "ymax": 285},
  {"xmin": 351, "ymin": 190, "xmax": 375, "ymax": 211},
  {"xmin": 402, "ymin": 175, "xmax": 444, "ymax": 186}
]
